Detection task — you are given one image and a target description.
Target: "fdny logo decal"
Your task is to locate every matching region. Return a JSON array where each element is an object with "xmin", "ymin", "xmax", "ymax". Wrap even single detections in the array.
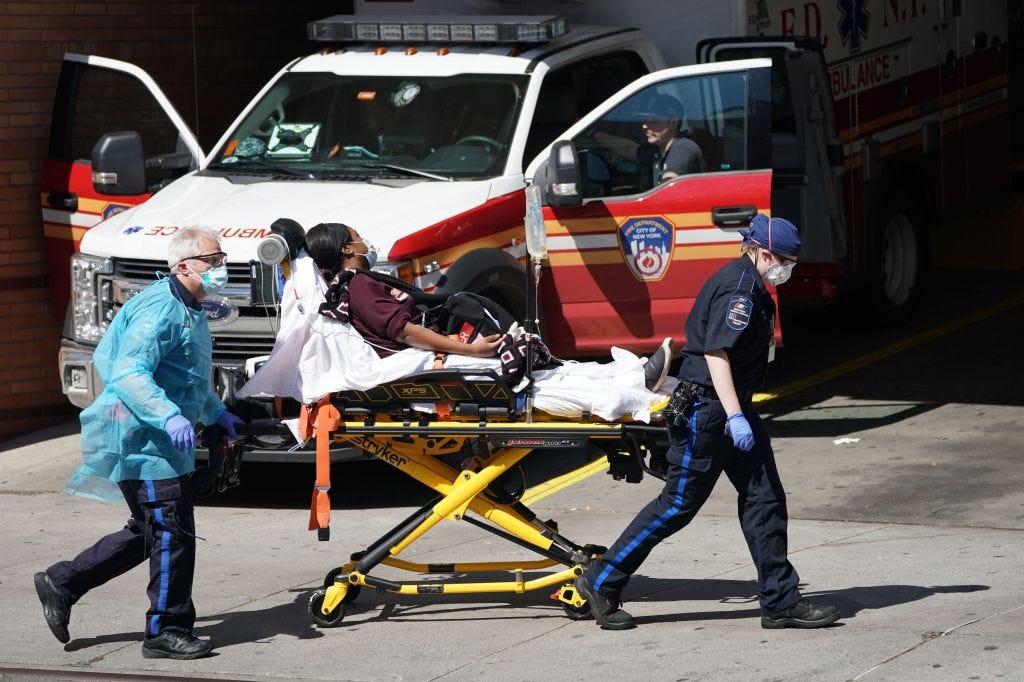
[
  {"xmin": 618, "ymin": 216, "xmax": 675, "ymax": 281},
  {"xmin": 725, "ymin": 295, "xmax": 752, "ymax": 331},
  {"xmin": 838, "ymin": 0, "xmax": 870, "ymax": 53},
  {"xmin": 102, "ymin": 203, "xmax": 131, "ymax": 220}
]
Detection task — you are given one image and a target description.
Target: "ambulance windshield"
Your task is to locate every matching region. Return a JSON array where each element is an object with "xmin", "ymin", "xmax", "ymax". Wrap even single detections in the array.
[{"xmin": 208, "ymin": 72, "xmax": 526, "ymax": 180}]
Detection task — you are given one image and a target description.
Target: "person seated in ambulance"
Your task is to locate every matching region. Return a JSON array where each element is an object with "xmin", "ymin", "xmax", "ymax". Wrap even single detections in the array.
[{"xmin": 595, "ymin": 92, "xmax": 705, "ymax": 185}]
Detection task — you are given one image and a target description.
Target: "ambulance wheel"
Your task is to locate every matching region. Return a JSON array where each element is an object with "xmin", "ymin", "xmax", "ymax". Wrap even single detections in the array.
[
  {"xmin": 562, "ymin": 600, "xmax": 594, "ymax": 621},
  {"xmin": 322, "ymin": 568, "xmax": 361, "ymax": 603},
  {"xmin": 308, "ymin": 589, "xmax": 346, "ymax": 628},
  {"xmin": 864, "ymin": 190, "xmax": 927, "ymax": 327}
]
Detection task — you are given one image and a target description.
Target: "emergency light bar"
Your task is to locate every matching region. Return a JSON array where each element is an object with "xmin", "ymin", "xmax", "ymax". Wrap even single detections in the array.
[{"xmin": 308, "ymin": 14, "xmax": 570, "ymax": 44}]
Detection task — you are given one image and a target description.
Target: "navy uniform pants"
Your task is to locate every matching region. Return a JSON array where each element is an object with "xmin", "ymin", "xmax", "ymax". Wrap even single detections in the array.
[
  {"xmin": 47, "ymin": 475, "xmax": 197, "ymax": 637},
  {"xmin": 583, "ymin": 397, "xmax": 801, "ymax": 614}
]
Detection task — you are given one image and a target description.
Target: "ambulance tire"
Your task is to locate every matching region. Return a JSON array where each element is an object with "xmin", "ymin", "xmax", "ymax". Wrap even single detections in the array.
[
  {"xmin": 864, "ymin": 190, "xmax": 928, "ymax": 328},
  {"xmin": 439, "ymin": 249, "xmax": 527, "ymax": 325},
  {"xmin": 308, "ymin": 589, "xmax": 346, "ymax": 628}
]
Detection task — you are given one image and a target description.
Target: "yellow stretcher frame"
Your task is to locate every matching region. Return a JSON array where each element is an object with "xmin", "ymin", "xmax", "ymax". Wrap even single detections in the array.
[{"xmin": 298, "ymin": 382, "xmax": 669, "ymax": 628}]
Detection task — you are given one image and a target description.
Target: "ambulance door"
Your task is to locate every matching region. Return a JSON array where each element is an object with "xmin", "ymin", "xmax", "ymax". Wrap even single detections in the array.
[
  {"xmin": 698, "ymin": 39, "xmax": 848, "ymax": 267},
  {"xmin": 525, "ymin": 59, "xmax": 773, "ymax": 356},
  {"xmin": 42, "ymin": 53, "xmax": 202, "ymax": 318}
]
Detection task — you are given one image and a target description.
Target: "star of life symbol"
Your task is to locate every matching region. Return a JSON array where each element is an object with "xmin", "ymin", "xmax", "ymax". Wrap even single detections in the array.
[
  {"xmin": 619, "ymin": 216, "xmax": 675, "ymax": 281},
  {"xmin": 838, "ymin": 0, "xmax": 870, "ymax": 53},
  {"xmin": 122, "ymin": 225, "xmax": 143, "ymax": 235}
]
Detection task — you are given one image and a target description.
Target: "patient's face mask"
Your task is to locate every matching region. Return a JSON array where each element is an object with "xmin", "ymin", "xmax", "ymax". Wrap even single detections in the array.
[{"xmin": 350, "ymin": 239, "xmax": 378, "ymax": 269}]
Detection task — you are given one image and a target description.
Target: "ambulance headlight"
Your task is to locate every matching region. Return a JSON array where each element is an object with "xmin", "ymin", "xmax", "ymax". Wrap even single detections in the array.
[{"xmin": 70, "ymin": 254, "xmax": 113, "ymax": 343}]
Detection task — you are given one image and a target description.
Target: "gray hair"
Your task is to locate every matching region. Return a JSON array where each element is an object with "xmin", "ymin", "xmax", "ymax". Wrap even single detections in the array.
[{"xmin": 166, "ymin": 227, "xmax": 222, "ymax": 267}]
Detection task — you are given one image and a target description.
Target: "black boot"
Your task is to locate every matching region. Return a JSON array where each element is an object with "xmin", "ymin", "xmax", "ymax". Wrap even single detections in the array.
[
  {"xmin": 644, "ymin": 337, "xmax": 674, "ymax": 392},
  {"xmin": 142, "ymin": 627, "xmax": 214, "ymax": 659},
  {"xmin": 575, "ymin": 572, "xmax": 636, "ymax": 630},
  {"xmin": 34, "ymin": 572, "xmax": 71, "ymax": 644},
  {"xmin": 761, "ymin": 600, "xmax": 840, "ymax": 629}
]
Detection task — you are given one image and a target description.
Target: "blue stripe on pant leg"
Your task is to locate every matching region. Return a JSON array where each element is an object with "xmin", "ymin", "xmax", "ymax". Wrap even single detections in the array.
[
  {"xmin": 146, "ymin": 480, "xmax": 172, "ymax": 637},
  {"xmin": 593, "ymin": 403, "xmax": 700, "ymax": 592}
]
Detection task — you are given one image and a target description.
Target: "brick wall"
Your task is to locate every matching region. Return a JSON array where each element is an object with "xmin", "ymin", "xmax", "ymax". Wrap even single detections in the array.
[{"xmin": 0, "ymin": 0, "xmax": 348, "ymax": 438}]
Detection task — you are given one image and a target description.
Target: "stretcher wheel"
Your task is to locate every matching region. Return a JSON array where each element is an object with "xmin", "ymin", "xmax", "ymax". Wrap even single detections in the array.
[
  {"xmin": 322, "ymin": 568, "xmax": 361, "ymax": 603},
  {"xmin": 308, "ymin": 589, "xmax": 346, "ymax": 628},
  {"xmin": 562, "ymin": 600, "xmax": 594, "ymax": 621}
]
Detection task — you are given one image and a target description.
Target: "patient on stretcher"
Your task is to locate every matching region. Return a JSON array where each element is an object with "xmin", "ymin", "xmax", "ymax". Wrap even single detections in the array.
[{"xmin": 239, "ymin": 222, "xmax": 674, "ymax": 422}]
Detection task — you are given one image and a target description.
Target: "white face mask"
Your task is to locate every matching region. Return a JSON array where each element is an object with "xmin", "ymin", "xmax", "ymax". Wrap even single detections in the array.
[
  {"xmin": 351, "ymin": 239, "xmax": 378, "ymax": 269},
  {"xmin": 765, "ymin": 261, "xmax": 795, "ymax": 286}
]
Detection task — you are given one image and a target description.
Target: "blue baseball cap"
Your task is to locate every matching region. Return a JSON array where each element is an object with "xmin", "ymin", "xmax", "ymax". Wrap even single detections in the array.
[{"xmin": 740, "ymin": 214, "xmax": 801, "ymax": 259}]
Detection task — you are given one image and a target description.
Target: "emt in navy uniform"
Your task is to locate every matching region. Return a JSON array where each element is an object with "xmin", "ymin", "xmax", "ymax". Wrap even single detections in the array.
[
  {"xmin": 576, "ymin": 214, "xmax": 840, "ymax": 631},
  {"xmin": 33, "ymin": 227, "xmax": 244, "ymax": 659}
]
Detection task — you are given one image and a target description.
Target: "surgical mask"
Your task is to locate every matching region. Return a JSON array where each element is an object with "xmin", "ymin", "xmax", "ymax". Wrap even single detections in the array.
[
  {"xmin": 352, "ymin": 239, "xmax": 378, "ymax": 269},
  {"xmin": 188, "ymin": 262, "xmax": 229, "ymax": 294},
  {"xmin": 765, "ymin": 261, "xmax": 795, "ymax": 286}
]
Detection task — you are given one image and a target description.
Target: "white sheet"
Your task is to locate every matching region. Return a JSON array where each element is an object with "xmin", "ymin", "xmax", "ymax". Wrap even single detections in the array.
[{"xmin": 238, "ymin": 255, "xmax": 667, "ymax": 422}]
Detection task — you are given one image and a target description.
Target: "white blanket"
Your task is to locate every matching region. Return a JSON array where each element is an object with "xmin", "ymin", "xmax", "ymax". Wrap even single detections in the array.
[{"xmin": 238, "ymin": 255, "xmax": 665, "ymax": 422}]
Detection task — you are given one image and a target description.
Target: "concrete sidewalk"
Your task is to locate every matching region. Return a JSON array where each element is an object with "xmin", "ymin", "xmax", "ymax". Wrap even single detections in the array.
[{"xmin": 1, "ymin": 415, "xmax": 1021, "ymax": 681}]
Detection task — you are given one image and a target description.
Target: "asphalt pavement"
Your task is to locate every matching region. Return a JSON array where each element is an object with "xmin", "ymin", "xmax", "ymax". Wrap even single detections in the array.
[{"xmin": 1, "ymin": 269, "xmax": 1022, "ymax": 681}]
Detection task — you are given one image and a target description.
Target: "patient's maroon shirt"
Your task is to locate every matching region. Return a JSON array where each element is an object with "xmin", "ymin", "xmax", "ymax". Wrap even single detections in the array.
[{"xmin": 347, "ymin": 272, "xmax": 419, "ymax": 357}]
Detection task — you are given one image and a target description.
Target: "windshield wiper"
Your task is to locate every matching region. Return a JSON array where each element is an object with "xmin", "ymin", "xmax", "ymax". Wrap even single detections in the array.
[
  {"xmin": 208, "ymin": 158, "xmax": 317, "ymax": 179},
  {"xmin": 340, "ymin": 161, "xmax": 453, "ymax": 182}
]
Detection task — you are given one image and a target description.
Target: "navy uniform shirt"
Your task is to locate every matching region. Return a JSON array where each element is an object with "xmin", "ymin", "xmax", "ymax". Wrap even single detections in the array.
[{"xmin": 677, "ymin": 255, "xmax": 776, "ymax": 391}]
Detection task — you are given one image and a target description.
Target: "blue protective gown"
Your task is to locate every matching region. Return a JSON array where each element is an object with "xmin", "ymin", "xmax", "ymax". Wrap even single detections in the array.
[{"xmin": 65, "ymin": 277, "xmax": 226, "ymax": 502}]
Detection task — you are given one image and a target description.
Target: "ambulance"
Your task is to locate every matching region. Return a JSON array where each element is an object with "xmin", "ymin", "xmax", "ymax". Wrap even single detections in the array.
[{"xmin": 43, "ymin": 0, "xmax": 1009, "ymax": 458}]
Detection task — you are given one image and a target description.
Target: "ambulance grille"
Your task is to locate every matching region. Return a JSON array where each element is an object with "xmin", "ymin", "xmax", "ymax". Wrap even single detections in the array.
[
  {"xmin": 113, "ymin": 258, "xmax": 257, "ymax": 286},
  {"xmin": 211, "ymin": 334, "xmax": 277, "ymax": 362}
]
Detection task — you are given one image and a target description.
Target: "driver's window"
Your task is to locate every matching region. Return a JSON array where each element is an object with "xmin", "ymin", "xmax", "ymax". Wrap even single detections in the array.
[
  {"xmin": 67, "ymin": 66, "xmax": 187, "ymax": 191},
  {"xmin": 572, "ymin": 69, "xmax": 770, "ymax": 199}
]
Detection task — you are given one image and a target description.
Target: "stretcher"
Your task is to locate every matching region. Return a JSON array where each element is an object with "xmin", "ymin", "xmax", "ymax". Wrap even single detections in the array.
[{"xmin": 290, "ymin": 367, "xmax": 670, "ymax": 627}]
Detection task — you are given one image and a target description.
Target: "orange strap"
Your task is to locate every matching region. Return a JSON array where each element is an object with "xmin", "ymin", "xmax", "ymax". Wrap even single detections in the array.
[{"xmin": 303, "ymin": 397, "xmax": 339, "ymax": 540}]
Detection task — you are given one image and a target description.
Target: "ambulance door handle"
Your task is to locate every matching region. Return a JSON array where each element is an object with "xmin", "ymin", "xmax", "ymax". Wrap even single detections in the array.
[
  {"xmin": 47, "ymin": 191, "xmax": 78, "ymax": 211},
  {"xmin": 712, "ymin": 205, "xmax": 757, "ymax": 228}
]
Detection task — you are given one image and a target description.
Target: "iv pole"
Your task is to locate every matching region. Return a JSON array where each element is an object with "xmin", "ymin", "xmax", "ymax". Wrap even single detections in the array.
[{"xmin": 522, "ymin": 183, "xmax": 547, "ymax": 423}]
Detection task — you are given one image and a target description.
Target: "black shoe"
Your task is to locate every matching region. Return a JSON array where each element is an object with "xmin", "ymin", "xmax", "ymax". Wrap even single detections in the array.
[
  {"xmin": 761, "ymin": 600, "xmax": 840, "ymax": 629},
  {"xmin": 34, "ymin": 572, "xmax": 71, "ymax": 644},
  {"xmin": 142, "ymin": 627, "xmax": 213, "ymax": 659},
  {"xmin": 644, "ymin": 337, "xmax": 674, "ymax": 392},
  {"xmin": 575, "ymin": 572, "xmax": 635, "ymax": 630}
]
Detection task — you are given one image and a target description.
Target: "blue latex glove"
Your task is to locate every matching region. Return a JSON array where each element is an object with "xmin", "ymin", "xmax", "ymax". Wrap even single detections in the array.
[
  {"xmin": 726, "ymin": 412, "xmax": 755, "ymax": 452},
  {"xmin": 164, "ymin": 414, "xmax": 196, "ymax": 453},
  {"xmin": 216, "ymin": 410, "xmax": 245, "ymax": 441}
]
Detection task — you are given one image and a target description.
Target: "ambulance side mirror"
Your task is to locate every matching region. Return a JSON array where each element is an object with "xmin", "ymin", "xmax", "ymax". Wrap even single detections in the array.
[
  {"xmin": 91, "ymin": 131, "xmax": 146, "ymax": 196},
  {"xmin": 546, "ymin": 140, "xmax": 582, "ymax": 208}
]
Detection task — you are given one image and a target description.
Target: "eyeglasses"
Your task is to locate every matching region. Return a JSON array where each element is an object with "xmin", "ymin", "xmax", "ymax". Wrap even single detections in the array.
[{"xmin": 188, "ymin": 251, "xmax": 227, "ymax": 267}]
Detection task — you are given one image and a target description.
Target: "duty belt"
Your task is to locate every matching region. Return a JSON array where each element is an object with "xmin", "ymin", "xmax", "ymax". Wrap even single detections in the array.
[
  {"xmin": 671, "ymin": 380, "xmax": 754, "ymax": 408},
  {"xmin": 664, "ymin": 380, "xmax": 756, "ymax": 426}
]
